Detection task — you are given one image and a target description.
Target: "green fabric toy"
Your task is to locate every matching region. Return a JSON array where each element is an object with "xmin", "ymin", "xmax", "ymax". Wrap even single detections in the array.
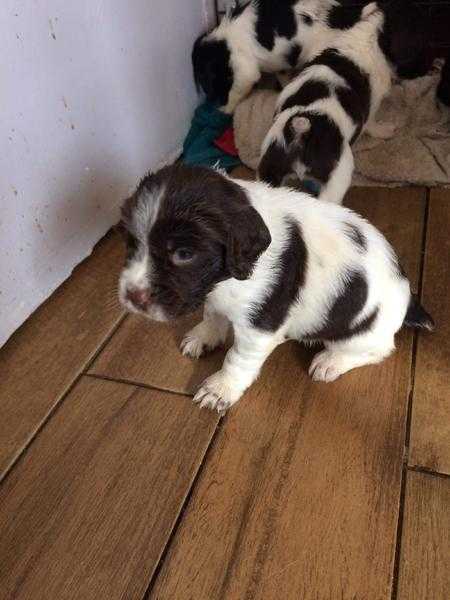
[{"xmin": 182, "ymin": 102, "xmax": 241, "ymax": 170}]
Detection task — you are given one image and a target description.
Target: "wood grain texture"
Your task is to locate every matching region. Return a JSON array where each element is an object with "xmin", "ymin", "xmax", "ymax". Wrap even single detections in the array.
[
  {"xmin": 0, "ymin": 233, "xmax": 125, "ymax": 479},
  {"xmin": 90, "ymin": 187, "xmax": 425, "ymax": 396},
  {"xmin": 149, "ymin": 188, "xmax": 426, "ymax": 600},
  {"xmin": 397, "ymin": 471, "xmax": 450, "ymax": 600},
  {"xmin": 0, "ymin": 377, "xmax": 218, "ymax": 600},
  {"xmin": 409, "ymin": 190, "xmax": 450, "ymax": 474},
  {"xmin": 89, "ymin": 311, "xmax": 228, "ymax": 394}
]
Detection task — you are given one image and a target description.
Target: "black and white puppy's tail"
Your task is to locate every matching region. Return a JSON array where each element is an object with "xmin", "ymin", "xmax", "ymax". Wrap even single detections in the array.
[{"xmin": 403, "ymin": 295, "xmax": 435, "ymax": 331}]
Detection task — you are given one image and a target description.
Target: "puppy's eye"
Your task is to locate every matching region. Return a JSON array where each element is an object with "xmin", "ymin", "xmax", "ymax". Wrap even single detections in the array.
[
  {"xmin": 172, "ymin": 248, "xmax": 195, "ymax": 266},
  {"xmin": 301, "ymin": 14, "xmax": 313, "ymax": 25}
]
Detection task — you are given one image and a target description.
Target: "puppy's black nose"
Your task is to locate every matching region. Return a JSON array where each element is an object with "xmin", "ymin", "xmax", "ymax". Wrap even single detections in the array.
[{"xmin": 126, "ymin": 288, "xmax": 151, "ymax": 310}]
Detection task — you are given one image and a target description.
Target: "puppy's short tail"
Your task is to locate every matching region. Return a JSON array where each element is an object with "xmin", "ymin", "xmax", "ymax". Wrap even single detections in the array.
[{"xmin": 403, "ymin": 295, "xmax": 435, "ymax": 331}]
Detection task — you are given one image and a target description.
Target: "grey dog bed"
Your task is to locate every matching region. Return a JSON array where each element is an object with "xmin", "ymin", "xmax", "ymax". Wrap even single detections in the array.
[{"xmin": 234, "ymin": 65, "xmax": 450, "ymax": 187}]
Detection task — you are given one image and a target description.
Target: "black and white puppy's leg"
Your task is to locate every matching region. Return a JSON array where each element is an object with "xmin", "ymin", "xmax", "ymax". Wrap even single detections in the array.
[
  {"xmin": 193, "ymin": 327, "xmax": 279, "ymax": 412},
  {"xmin": 181, "ymin": 302, "xmax": 229, "ymax": 359},
  {"xmin": 317, "ymin": 141, "xmax": 354, "ymax": 205},
  {"xmin": 223, "ymin": 64, "xmax": 260, "ymax": 113},
  {"xmin": 309, "ymin": 332, "xmax": 396, "ymax": 383}
]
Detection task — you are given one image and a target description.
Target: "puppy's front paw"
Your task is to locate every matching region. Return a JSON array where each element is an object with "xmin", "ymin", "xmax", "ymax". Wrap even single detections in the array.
[
  {"xmin": 181, "ymin": 333, "xmax": 208, "ymax": 359},
  {"xmin": 193, "ymin": 371, "xmax": 242, "ymax": 413},
  {"xmin": 181, "ymin": 321, "xmax": 226, "ymax": 359}
]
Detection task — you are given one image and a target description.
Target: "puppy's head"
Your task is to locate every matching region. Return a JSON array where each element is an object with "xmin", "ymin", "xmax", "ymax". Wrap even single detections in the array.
[
  {"xmin": 258, "ymin": 113, "xmax": 313, "ymax": 189},
  {"xmin": 192, "ymin": 33, "xmax": 234, "ymax": 107},
  {"xmin": 118, "ymin": 164, "xmax": 271, "ymax": 321}
]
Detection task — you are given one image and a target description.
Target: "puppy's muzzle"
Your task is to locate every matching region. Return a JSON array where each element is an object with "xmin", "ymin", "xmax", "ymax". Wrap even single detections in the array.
[{"xmin": 125, "ymin": 287, "xmax": 152, "ymax": 312}]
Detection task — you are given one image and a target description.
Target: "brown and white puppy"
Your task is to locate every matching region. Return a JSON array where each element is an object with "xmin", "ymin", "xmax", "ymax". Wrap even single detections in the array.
[{"xmin": 119, "ymin": 164, "xmax": 433, "ymax": 412}]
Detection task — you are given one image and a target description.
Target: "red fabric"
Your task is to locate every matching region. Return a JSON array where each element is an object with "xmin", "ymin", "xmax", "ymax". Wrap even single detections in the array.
[{"xmin": 214, "ymin": 127, "xmax": 239, "ymax": 157}]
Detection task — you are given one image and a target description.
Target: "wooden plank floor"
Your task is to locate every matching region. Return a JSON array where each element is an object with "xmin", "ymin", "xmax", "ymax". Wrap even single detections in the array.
[
  {"xmin": 0, "ymin": 232, "xmax": 125, "ymax": 480},
  {"xmin": 397, "ymin": 471, "xmax": 450, "ymax": 600},
  {"xmin": 409, "ymin": 190, "xmax": 450, "ymax": 475},
  {"xmin": 0, "ymin": 378, "xmax": 217, "ymax": 600},
  {"xmin": 0, "ymin": 183, "xmax": 448, "ymax": 600}
]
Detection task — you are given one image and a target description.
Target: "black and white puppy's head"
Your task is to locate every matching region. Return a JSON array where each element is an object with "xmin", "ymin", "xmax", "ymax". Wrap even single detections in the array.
[{"xmin": 118, "ymin": 164, "xmax": 271, "ymax": 321}]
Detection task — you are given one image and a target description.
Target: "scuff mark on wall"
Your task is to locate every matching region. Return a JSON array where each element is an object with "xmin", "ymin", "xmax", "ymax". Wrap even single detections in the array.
[
  {"xmin": 1, "ymin": 0, "xmax": 207, "ymax": 347},
  {"xmin": 48, "ymin": 18, "xmax": 56, "ymax": 40}
]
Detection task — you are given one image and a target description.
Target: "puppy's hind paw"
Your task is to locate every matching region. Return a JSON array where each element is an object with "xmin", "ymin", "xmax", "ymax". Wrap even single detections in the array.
[
  {"xmin": 309, "ymin": 347, "xmax": 386, "ymax": 382},
  {"xmin": 309, "ymin": 350, "xmax": 348, "ymax": 383}
]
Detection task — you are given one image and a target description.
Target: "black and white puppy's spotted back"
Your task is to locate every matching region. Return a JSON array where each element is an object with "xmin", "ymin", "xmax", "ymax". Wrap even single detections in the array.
[
  {"xmin": 258, "ymin": 2, "xmax": 394, "ymax": 203},
  {"xmin": 192, "ymin": 0, "xmax": 364, "ymax": 113},
  {"xmin": 119, "ymin": 164, "xmax": 434, "ymax": 412}
]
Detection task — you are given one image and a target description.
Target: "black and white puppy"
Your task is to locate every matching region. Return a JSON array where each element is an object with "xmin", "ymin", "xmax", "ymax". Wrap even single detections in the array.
[
  {"xmin": 118, "ymin": 164, "xmax": 434, "ymax": 412},
  {"xmin": 258, "ymin": 2, "xmax": 394, "ymax": 202},
  {"xmin": 192, "ymin": 0, "xmax": 374, "ymax": 113}
]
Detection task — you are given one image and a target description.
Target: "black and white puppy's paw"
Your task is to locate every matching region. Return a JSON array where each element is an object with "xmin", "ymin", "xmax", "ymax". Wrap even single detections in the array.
[
  {"xmin": 193, "ymin": 371, "xmax": 241, "ymax": 413},
  {"xmin": 181, "ymin": 312, "xmax": 229, "ymax": 359},
  {"xmin": 181, "ymin": 323, "xmax": 222, "ymax": 359}
]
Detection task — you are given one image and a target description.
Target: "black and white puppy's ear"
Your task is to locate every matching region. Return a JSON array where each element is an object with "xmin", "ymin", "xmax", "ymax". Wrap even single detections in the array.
[{"xmin": 226, "ymin": 203, "xmax": 271, "ymax": 280}]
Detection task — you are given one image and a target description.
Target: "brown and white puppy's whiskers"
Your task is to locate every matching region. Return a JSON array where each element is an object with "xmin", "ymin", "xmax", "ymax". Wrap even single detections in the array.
[{"xmin": 118, "ymin": 164, "xmax": 434, "ymax": 413}]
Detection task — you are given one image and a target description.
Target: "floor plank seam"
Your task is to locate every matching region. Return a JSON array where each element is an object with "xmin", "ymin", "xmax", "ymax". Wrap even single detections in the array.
[
  {"xmin": 0, "ymin": 374, "xmax": 86, "ymax": 487},
  {"xmin": 390, "ymin": 466, "xmax": 409, "ymax": 600},
  {"xmin": 82, "ymin": 313, "xmax": 128, "ymax": 373},
  {"xmin": 391, "ymin": 188, "xmax": 431, "ymax": 600},
  {"xmin": 407, "ymin": 465, "xmax": 450, "ymax": 480},
  {"xmin": 86, "ymin": 372, "xmax": 193, "ymax": 399},
  {"xmin": 404, "ymin": 189, "xmax": 430, "ymax": 454},
  {"xmin": 0, "ymin": 314, "xmax": 127, "ymax": 488},
  {"xmin": 141, "ymin": 413, "xmax": 226, "ymax": 600}
]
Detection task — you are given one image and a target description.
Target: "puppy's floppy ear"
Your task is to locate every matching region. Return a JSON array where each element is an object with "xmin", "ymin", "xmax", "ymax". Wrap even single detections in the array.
[{"xmin": 226, "ymin": 204, "xmax": 271, "ymax": 280}]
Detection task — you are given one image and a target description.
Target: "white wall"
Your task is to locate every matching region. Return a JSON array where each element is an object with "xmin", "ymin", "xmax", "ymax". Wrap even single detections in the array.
[{"xmin": 0, "ymin": 0, "xmax": 214, "ymax": 347}]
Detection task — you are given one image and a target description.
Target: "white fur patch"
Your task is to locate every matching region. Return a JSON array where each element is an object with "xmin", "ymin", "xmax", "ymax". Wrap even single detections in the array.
[
  {"xmin": 133, "ymin": 185, "xmax": 164, "ymax": 241},
  {"xmin": 118, "ymin": 183, "xmax": 166, "ymax": 316}
]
